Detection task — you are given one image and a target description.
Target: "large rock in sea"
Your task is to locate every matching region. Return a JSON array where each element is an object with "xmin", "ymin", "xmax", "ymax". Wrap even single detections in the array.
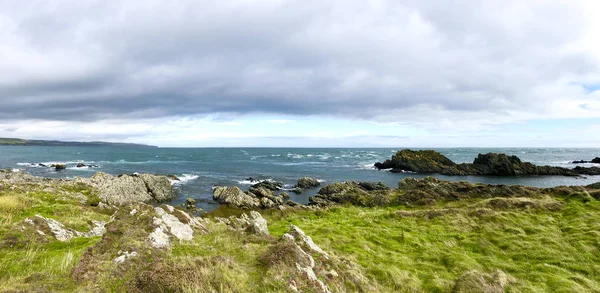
[
  {"xmin": 296, "ymin": 177, "xmax": 321, "ymax": 189},
  {"xmin": 83, "ymin": 172, "xmax": 177, "ymax": 205},
  {"xmin": 592, "ymin": 157, "xmax": 600, "ymax": 164},
  {"xmin": 374, "ymin": 149, "xmax": 599, "ymax": 176},
  {"xmin": 374, "ymin": 149, "xmax": 457, "ymax": 174}
]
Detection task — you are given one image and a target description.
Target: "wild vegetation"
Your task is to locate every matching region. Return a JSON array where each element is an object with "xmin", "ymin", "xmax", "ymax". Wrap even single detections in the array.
[{"xmin": 1, "ymin": 169, "xmax": 600, "ymax": 292}]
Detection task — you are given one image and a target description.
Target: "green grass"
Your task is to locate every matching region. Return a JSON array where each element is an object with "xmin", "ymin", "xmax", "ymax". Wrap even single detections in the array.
[
  {"xmin": 0, "ymin": 183, "xmax": 110, "ymax": 292},
  {"xmin": 2, "ymin": 174, "xmax": 600, "ymax": 292},
  {"xmin": 267, "ymin": 201, "xmax": 600, "ymax": 292}
]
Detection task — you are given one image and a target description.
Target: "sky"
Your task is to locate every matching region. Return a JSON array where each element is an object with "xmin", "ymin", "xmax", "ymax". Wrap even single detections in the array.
[{"xmin": 1, "ymin": 0, "xmax": 600, "ymax": 147}]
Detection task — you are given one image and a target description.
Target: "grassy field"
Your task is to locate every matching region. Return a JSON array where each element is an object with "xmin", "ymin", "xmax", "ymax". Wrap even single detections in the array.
[{"xmin": 266, "ymin": 200, "xmax": 600, "ymax": 292}]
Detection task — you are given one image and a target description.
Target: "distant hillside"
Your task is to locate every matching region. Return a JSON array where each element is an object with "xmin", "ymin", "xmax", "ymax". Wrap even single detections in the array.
[{"xmin": 0, "ymin": 137, "xmax": 156, "ymax": 147}]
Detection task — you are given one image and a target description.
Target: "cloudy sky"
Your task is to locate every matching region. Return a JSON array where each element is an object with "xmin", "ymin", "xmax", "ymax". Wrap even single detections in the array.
[{"xmin": 1, "ymin": 0, "xmax": 600, "ymax": 147}]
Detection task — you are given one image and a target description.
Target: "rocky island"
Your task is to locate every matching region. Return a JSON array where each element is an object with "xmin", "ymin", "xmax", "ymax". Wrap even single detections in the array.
[
  {"xmin": 2, "ymin": 169, "xmax": 600, "ymax": 292},
  {"xmin": 375, "ymin": 149, "xmax": 600, "ymax": 176}
]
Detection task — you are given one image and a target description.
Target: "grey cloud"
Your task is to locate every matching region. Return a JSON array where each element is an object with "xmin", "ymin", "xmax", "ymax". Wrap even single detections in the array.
[{"xmin": 0, "ymin": 0, "xmax": 598, "ymax": 124}]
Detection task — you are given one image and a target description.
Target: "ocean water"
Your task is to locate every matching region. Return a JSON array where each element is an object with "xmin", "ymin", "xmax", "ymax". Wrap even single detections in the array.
[{"xmin": 1, "ymin": 146, "xmax": 599, "ymax": 211}]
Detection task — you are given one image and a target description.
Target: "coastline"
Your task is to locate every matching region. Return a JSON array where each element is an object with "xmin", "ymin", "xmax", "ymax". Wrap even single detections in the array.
[{"xmin": 1, "ymin": 169, "xmax": 600, "ymax": 292}]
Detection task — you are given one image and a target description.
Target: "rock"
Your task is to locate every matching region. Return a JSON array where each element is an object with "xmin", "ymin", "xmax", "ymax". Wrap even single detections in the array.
[
  {"xmin": 286, "ymin": 200, "xmax": 303, "ymax": 207},
  {"xmin": 587, "ymin": 182, "xmax": 600, "ymax": 189},
  {"xmin": 166, "ymin": 174, "xmax": 180, "ymax": 181},
  {"xmin": 292, "ymin": 187, "xmax": 304, "ymax": 194},
  {"xmin": 374, "ymin": 149, "xmax": 456, "ymax": 173},
  {"xmin": 283, "ymin": 225, "xmax": 329, "ymax": 259},
  {"xmin": 76, "ymin": 163, "xmax": 87, "ymax": 168},
  {"xmin": 296, "ymin": 177, "xmax": 321, "ymax": 189},
  {"xmin": 54, "ymin": 164, "xmax": 67, "ymax": 170},
  {"xmin": 310, "ymin": 181, "xmax": 393, "ymax": 207},
  {"xmin": 216, "ymin": 211, "xmax": 269, "ymax": 235},
  {"xmin": 153, "ymin": 207, "xmax": 194, "ymax": 241},
  {"xmin": 251, "ymin": 180, "xmax": 284, "ymax": 191},
  {"xmin": 83, "ymin": 172, "xmax": 177, "ymax": 205},
  {"xmin": 247, "ymin": 211, "xmax": 269, "ymax": 235},
  {"xmin": 374, "ymin": 149, "xmax": 600, "ymax": 176},
  {"xmin": 571, "ymin": 160, "xmax": 590, "ymax": 164},
  {"xmin": 213, "ymin": 186, "xmax": 260, "ymax": 209},
  {"xmin": 593, "ymin": 157, "xmax": 600, "ymax": 164},
  {"xmin": 279, "ymin": 225, "xmax": 331, "ymax": 293},
  {"xmin": 25, "ymin": 215, "xmax": 106, "ymax": 241},
  {"xmin": 185, "ymin": 197, "xmax": 197, "ymax": 209},
  {"xmin": 137, "ymin": 174, "xmax": 178, "ymax": 202},
  {"xmin": 214, "ymin": 185, "xmax": 287, "ymax": 209},
  {"xmin": 452, "ymin": 270, "xmax": 512, "ymax": 293},
  {"xmin": 114, "ymin": 251, "xmax": 138, "ymax": 263},
  {"xmin": 357, "ymin": 182, "xmax": 389, "ymax": 191}
]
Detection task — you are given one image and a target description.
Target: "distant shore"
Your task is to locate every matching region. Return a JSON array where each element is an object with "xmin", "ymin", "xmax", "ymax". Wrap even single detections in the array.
[{"xmin": 0, "ymin": 137, "xmax": 155, "ymax": 147}]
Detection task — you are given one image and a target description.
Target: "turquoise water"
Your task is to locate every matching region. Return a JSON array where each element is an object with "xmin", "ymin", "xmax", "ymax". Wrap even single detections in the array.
[{"xmin": 1, "ymin": 146, "xmax": 599, "ymax": 210}]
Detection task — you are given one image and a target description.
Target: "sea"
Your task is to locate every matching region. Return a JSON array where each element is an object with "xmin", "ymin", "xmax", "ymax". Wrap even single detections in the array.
[{"xmin": 1, "ymin": 146, "xmax": 599, "ymax": 211}]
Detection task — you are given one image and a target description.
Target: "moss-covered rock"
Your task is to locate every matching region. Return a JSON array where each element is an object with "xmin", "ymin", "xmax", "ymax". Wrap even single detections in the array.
[
  {"xmin": 296, "ymin": 177, "xmax": 321, "ymax": 189},
  {"xmin": 310, "ymin": 182, "xmax": 394, "ymax": 207}
]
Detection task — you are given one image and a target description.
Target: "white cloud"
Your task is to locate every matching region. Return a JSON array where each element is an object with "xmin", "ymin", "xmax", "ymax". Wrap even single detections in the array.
[{"xmin": 1, "ymin": 0, "xmax": 600, "ymax": 145}]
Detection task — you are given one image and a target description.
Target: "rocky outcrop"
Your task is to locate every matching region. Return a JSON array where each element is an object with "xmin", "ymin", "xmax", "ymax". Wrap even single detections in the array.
[
  {"xmin": 213, "ymin": 184, "xmax": 289, "ymax": 209},
  {"xmin": 571, "ymin": 157, "xmax": 600, "ymax": 164},
  {"xmin": 80, "ymin": 172, "xmax": 177, "ymax": 205},
  {"xmin": 213, "ymin": 186, "xmax": 260, "ymax": 208},
  {"xmin": 54, "ymin": 164, "xmax": 67, "ymax": 170},
  {"xmin": 73, "ymin": 203, "xmax": 206, "ymax": 281},
  {"xmin": 296, "ymin": 177, "xmax": 321, "ymax": 189},
  {"xmin": 309, "ymin": 177, "xmax": 598, "ymax": 208},
  {"xmin": 309, "ymin": 181, "xmax": 392, "ymax": 207},
  {"xmin": 375, "ymin": 149, "xmax": 600, "ymax": 176},
  {"xmin": 216, "ymin": 211, "xmax": 270, "ymax": 235},
  {"xmin": 24, "ymin": 215, "xmax": 106, "ymax": 242}
]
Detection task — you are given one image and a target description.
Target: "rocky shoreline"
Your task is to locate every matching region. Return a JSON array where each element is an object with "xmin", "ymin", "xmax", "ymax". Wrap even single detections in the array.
[
  {"xmin": 374, "ymin": 149, "xmax": 600, "ymax": 176},
  {"xmin": 2, "ymin": 169, "xmax": 600, "ymax": 292}
]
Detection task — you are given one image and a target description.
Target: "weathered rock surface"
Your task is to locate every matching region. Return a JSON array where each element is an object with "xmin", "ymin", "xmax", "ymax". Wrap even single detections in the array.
[
  {"xmin": 309, "ymin": 181, "xmax": 392, "ymax": 207},
  {"xmin": 213, "ymin": 184, "xmax": 289, "ymax": 209},
  {"xmin": 216, "ymin": 211, "xmax": 270, "ymax": 235},
  {"xmin": 213, "ymin": 186, "xmax": 260, "ymax": 208},
  {"xmin": 73, "ymin": 203, "xmax": 206, "ymax": 281},
  {"xmin": 52, "ymin": 164, "xmax": 67, "ymax": 170},
  {"xmin": 375, "ymin": 149, "xmax": 600, "ymax": 176},
  {"xmin": 24, "ymin": 215, "xmax": 106, "ymax": 242},
  {"xmin": 80, "ymin": 172, "xmax": 177, "ymax": 205},
  {"xmin": 309, "ymin": 176, "xmax": 597, "ymax": 208},
  {"xmin": 296, "ymin": 177, "xmax": 321, "ymax": 189},
  {"xmin": 281, "ymin": 225, "xmax": 331, "ymax": 293}
]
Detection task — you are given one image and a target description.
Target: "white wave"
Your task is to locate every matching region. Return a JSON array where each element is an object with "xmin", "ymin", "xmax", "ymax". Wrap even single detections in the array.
[
  {"xmin": 67, "ymin": 167, "xmax": 95, "ymax": 171},
  {"xmin": 359, "ymin": 163, "xmax": 376, "ymax": 170},
  {"xmin": 317, "ymin": 179, "xmax": 326, "ymax": 183},
  {"xmin": 174, "ymin": 174, "xmax": 199, "ymax": 185},
  {"xmin": 11, "ymin": 168, "xmax": 20, "ymax": 172},
  {"xmin": 287, "ymin": 153, "xmax": 304, "ymax": 159},
  {"xmin": 237, "ymin": 178, "xmax": 273, "ymax": 185}
]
